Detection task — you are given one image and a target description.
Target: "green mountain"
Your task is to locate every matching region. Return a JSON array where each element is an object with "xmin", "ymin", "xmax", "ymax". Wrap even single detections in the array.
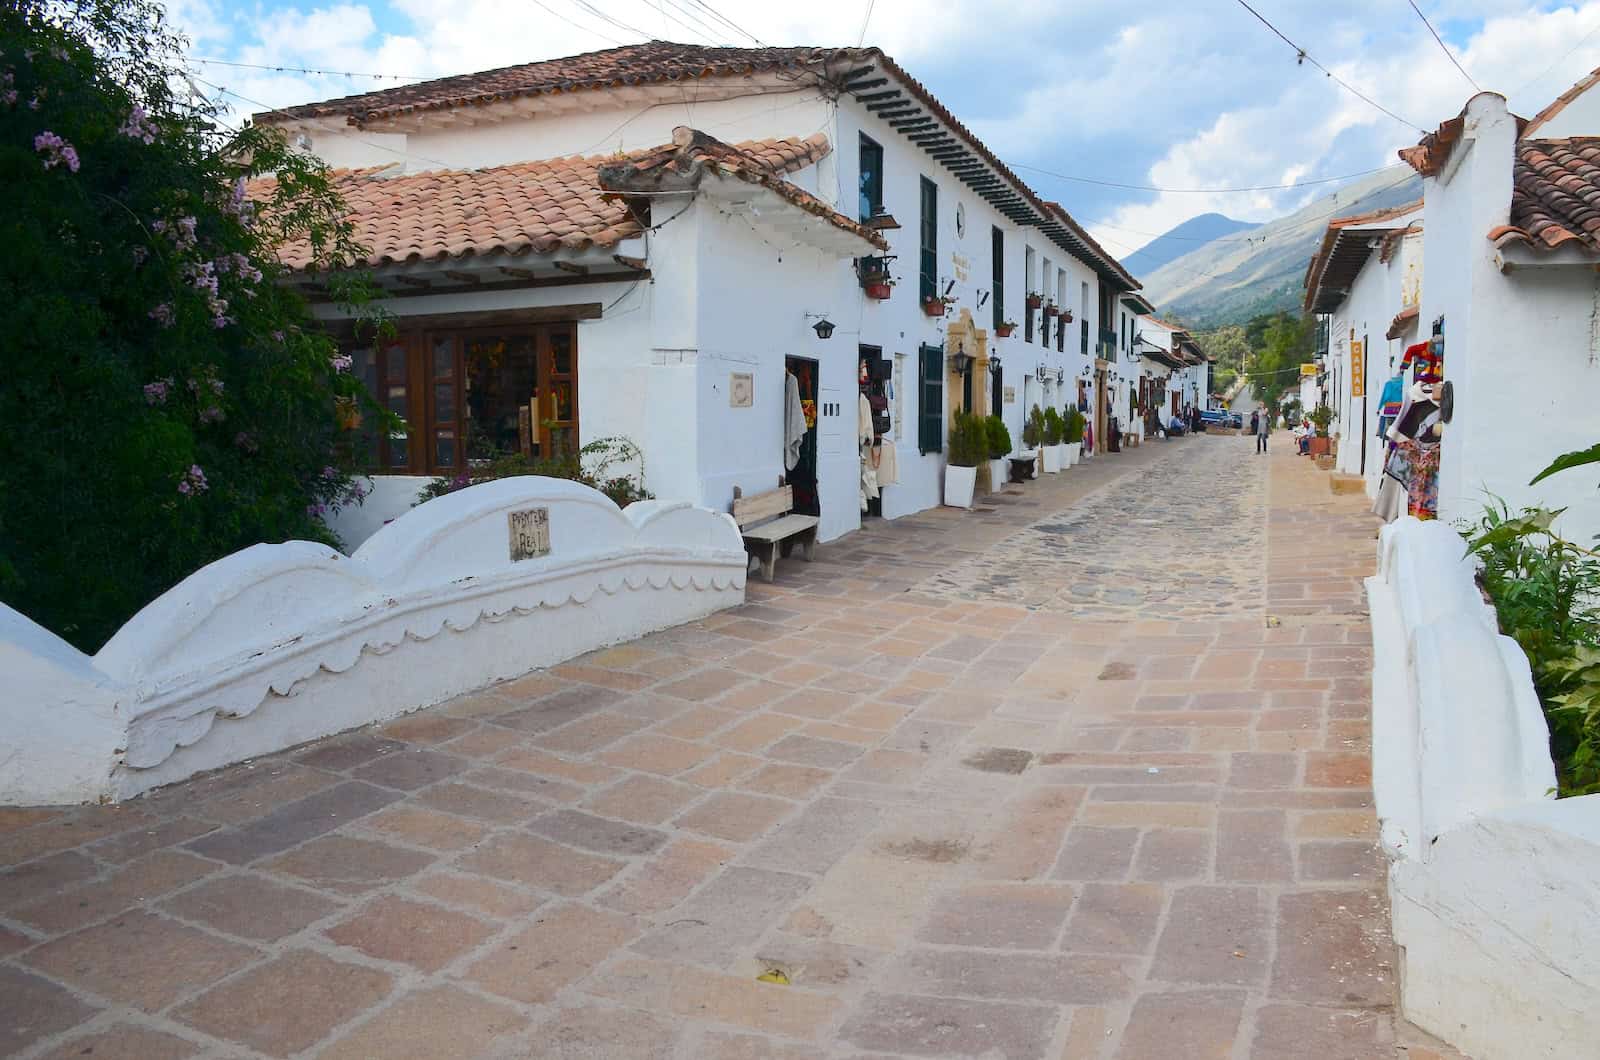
[
  {"xmin": 1122, "ymin": 213, "xmax": 1257, "ymax": 277},
  {"xmin": 1137, "ymin": 168, "xmax": 1422, "ymax": 328}
]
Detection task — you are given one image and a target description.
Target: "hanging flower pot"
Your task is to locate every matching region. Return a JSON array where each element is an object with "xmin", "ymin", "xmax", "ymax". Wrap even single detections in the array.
[
  {"xmin": 1025, "ymin": 293, "xmax": 1043, "ymax": 310},
  {"xmin": 921, "ymin": 297, "xmax": 946, "ymax": 318},
  {"xmin": 994, "ymin": 321, "xmax": 1017, "ymax": 337},
  {"xmin": 864, "ymin": 281, "xmax": 893, "ymax": 300},
  {"xmin": 1061, "ymin": 309, "xmax": 1074, "ymax": 323},
  {"xmin": 1043, "ymin": 303, "xmax": 1060, "ymax": 319}
]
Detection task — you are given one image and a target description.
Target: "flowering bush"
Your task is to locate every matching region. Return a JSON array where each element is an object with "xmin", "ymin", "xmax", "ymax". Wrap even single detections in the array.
[
  {"xmin": 0, "ymin": 0, "xmax": 392, "ymax": 650},
  {"xmin": 417, "ymin": 437, "xmax": 654, "ymax": 509}
]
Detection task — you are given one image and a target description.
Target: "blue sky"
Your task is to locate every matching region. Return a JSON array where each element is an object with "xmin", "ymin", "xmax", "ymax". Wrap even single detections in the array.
[{"xmin": 170, "ymin": 0, "xmax": 1600, "ymax": 253}]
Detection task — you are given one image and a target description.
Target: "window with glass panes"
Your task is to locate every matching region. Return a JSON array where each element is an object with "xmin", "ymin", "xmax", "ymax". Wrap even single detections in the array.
[
  {"xmin": 919, "ymin": 177, "xmax": 938, "ymax": 304},
  {"xmin": 345, "ymin": 322, "xmax": 578, "ymax": 475},
  {"xmin": 859, "ymin": 135, "xmax": 884, "ymax": 223},
  {"xmin": 991, "ymin": 227, "xmax": 1004, "ymax": 330}
]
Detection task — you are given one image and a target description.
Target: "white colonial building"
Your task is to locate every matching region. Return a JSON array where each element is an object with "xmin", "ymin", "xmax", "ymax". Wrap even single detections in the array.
[
  {"xmin": 255, "ymin": 42, "xmax": 1141, "ymax": 548},
  {"xmin": 1303, "ymin": 200, "xmax": 1424, "ymax": 494}
]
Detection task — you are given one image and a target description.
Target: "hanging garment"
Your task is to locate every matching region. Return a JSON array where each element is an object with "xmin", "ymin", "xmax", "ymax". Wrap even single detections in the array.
[
  {"xmin": 1397, "ymin": 436, "xmax": 1440, "ymax": 519},
  {"xmin": 1378, "ymin": 374, "xmax": 1405, "ymax": 421},
  {"xmin": 858, "ymin": 394, "xmax": 878, "ymax": 512},
  {"xmin": 1372, "ymin": 472, "xmax": 1406, "ymax": 522},
  {"xmin": 876, "ymin": 440, "xmax": 899, "ymax": 488},
  {"xmin": 1399, "ymin": 341, "xmax": 1443, "ymax": 385},
  {"xmin": 784, "ymin": 371, "xmax": 805, "ymax": 471}
]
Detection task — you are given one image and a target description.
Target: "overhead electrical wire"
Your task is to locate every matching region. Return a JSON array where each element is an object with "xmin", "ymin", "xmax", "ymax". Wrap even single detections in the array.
[
  {"xmin": 1232, "ymin": 0, "xmax": 1427, "ymax": 133},
  {"xmin": 569, "ymin": 0, "xmax": 650, "ymax": 40},
  {"xmin": 681, "ymin": 0, "xmax": 764, "ymax": 45},
  {"xmin": 1507, "ymin": 21, "xmax": 1600, "ymax": 100},
  {"xmin": 1405, "ymin": 0, "xmax": 1480, "ymax": 93},
  {"xmin": 857, "ymin": 0, "xmax": 877, "ymax": 46},
  {"xmin": 529, "ymin": 0, "xmax": 631, "ymax": 45},
  {"xmin": 189, "ymin": 56, "xmax": 430, "ymax": 81}
]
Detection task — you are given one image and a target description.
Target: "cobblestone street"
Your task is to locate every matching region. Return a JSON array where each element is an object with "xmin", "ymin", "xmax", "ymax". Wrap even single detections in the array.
[{"xmin": 1, "ymin": 437, "xmax": 1460, "ymax": 1059}]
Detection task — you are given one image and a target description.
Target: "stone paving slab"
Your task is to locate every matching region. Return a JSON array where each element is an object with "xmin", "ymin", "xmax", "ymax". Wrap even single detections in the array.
[{"xmin": 0, "ymin": 437, "xmax": 1467, "ymax": 1059}]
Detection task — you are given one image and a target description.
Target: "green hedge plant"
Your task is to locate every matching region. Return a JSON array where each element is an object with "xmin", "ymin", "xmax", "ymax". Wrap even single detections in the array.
[
  {"xmin": 0, "ymin": 0, "xmax": 393, "ymax": 651},
  {"xmin": 1022, "ymin": 405, "xmax": 1044, "ymax": 449},
  {"xmin": 1042, "ymin": 406, "xmax": 1064, "ymax": 446},
  {"xmin": 985, "ymin": 415, "xmax": 1012, "ymax": 460},
  {"xmin": 1063, "ymin": 407, "xmax": 1085, "ymax": 444},
  {"xmin": 946, "ymin": 412, "xmax": 987, "ymax": 468}
]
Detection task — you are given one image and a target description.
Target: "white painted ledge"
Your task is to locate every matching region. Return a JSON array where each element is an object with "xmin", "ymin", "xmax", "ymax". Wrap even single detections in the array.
[
  {"xmin": 3, "ymin": 478, "xmax": 745, "ymax": 805},
  {"xmin": 1367, "ymin": 516, "xmax": 1592, "ymax": 1060}
]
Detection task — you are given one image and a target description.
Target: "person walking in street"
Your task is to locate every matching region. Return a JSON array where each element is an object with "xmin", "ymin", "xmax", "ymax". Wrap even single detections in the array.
[
  {"xmin": 1249, "ymin": 409, "xmax": 1259, "ymax": 438},
  {"xmin": 1255, "ymin": 407, "xmax": 1269, "ymax": 454}
]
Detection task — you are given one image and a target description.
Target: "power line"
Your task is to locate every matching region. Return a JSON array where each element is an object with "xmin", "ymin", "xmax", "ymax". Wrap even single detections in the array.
[
  {"xmin": 189, "ymin": 56, "xmax": 430, "ymax": 81},
  {"xmin": 1232, "ymin": 0, "xmax": 1427, "ymax": 133},
  {"xmin": 857, "ymin": 0, "xmax": 877, "ymax": 46},
  {"xmin": 636, "ymin": 0, "xmax": 723, "ymax": 44},
  {"xmin": 569, "ymin": 0, "xmax": 650, "ymax": 40},
  {"xmin": 1508, "ymin": 21, "xmax": 1600, "ymax": 100},
  {"xmin": 1406, "ymin": 0, "xmax": 1479, "ymax": 93},
  {"xmin": 529, "ymin": 0, "xmax": 630, "ymax": 46},
  {"xmin": 1010, "ymin": 159, "xmax": 1407, "ymax": 195},
  {"xmin": 680, "ymin": 0, "xmax": 764, "ymax": 45}
]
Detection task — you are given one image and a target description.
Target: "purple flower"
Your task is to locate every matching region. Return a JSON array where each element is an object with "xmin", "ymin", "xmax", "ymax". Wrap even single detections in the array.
[
  {"xmin": 330, "ymin": 353, "xmax": 352, "ymax": 373},
  {"xmin": 148, "ymin": 303, "xmax": 174, "ymax": 327},
  {"xmin": 199, "ymin": 406, "xmax": 225, "ymax": 424},
  {"xmin": 306, "ymin": 501, "xmax": 328, "ymax": 517},
  {"xmin": 321, "ymin": 465, "xmax": 339, "ymax": 479},
  {"xmin": 271, "ymin": 330, "xmax": 285, "ymax": 343},
  {"xmin": 117, "ymin": 104, "xmax": 158, "ymax": 145},
  {"xmin": 33, "ymin": 131, "xmax": 79, "ymax": 172},
  {"xmin": 143, "ymin": 378, "xmax": 172, "ymax": 404},
  {"xmin": 178, "ymin": 465, "xmax": 208, "ymax": 495}
]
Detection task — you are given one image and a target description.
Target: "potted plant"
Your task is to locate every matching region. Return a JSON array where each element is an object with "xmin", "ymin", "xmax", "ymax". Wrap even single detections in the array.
[
  {"xmin": 921, "ymin": 295, "xmax": 946, "ymax": 318},
  {"xmin": 1042, "ymin": 406, "xmax": 1064, "ymax": 472},
  {"xmin": 1025, "ymin": 292, "xmax": 1043, "ymax": 311},
  {"xmin": 986, "ymin": 415, "xmax": 1013, "ymax": 492},
  {"xmin": 1043, "ymin": 301, "xmax": 1060, "ymax": 319},
  {"xmin": 858, "ymin": 255, "xmax": 894, "ymax": 300},
  {"xmin": 994, "ymin": 320, "xmax": 1018, "ymax": 338},
  {"xmin": 1063, "ymin": 406, "xmax": 1084, "ymax": 465},
  {"xmin": 1021, "ymin": 405, "xmax": 1044, "ymax": 478},
  {"xmin": 1308, "ymin": 403, "xmax": 1333, "ymax": 457},
  {"xmin": 944, "ymin": 411, "xmax": 985, "ymax": 508},
  {"xmin": 1061, "ymin": 308, "xmax": 1074, "ymax": 324}
]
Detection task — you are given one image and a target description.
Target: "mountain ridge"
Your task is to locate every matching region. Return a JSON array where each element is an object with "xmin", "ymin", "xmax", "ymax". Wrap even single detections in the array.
[
  {"xmin": 1121, "ymin": 212, "xmax": 1257, "ymax": 277},
  {"xmin": 1137, "ymin": 168, "xmax": 1423, "ymax": 329}
]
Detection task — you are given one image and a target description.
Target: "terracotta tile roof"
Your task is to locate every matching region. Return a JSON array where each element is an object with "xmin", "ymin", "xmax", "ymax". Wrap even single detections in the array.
[
  {"xmin": 1302, "ymin": 199, "xmax": 1424, "ymax": 313},
  {"xmin": 257, "ymin": 40, "xmax": 1135, "ymax": 287},
  {"xmin": 1400, "ymin": 94, "xmax": 1528, "ymax": 177},
  {"xmin": 1523, "ymin": 64, "xmax": 1600, "ymax": 137},
  {"xmin": 253, "ymin": 131, "xmax": 853, "ymax": 271},
  {"xmin": 1488, "ymin": 137, "xmax": 1600, "ymax": 253},
  {"xmin": 1386, "ymin": 305, "xmax": 1418, "ymax": 340},
  {"xmin": 256, "ymin": 42, "xmax": 854, "ymax": 127},
  {"xmin": 599, "ymin": 127, "xmax": 885, "ymax": 251}
]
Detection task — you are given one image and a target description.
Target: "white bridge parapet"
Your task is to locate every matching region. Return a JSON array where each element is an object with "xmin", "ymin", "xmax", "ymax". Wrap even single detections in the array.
[
  {"xmin": 1, "ymin": 478, "xmax": 746, "ymax": 805},
  {"xmin": 1368, "ymin": 515, "xmax": 1600, "ymax": 1060}
]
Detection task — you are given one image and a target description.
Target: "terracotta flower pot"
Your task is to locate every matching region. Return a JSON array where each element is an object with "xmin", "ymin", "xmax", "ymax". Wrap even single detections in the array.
[
  {"xmin": 994, "ymin": 324, "xmax": 1016, "ymax": 337},
  {"xmin": 1025, "ymin": 295, "xmax": 1043, "ymax": 310},
  {"xmin": 864, "ymin": 282, "xmax": 892, "ymax": 300},
  {"xmin": 922, "ymin": 299, "xmax": 946, "ymax": 318}
]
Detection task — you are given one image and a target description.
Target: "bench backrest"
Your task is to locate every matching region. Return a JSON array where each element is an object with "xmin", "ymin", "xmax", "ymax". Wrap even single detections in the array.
[{"xmin": 731, "ymin": 484, "xmax": 793, "ymax": 529}]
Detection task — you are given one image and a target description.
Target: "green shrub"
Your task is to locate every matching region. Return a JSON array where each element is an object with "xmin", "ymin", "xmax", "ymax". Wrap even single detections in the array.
[
  {"xmin": 1063, "ymin": 407, "xmax": 1085, "ymax": 444},
  {"xmin": 1042, "ymin": 407, "xmax": 1063, "ymax": 445},
  {"xmin": 985, "ymin": 415, "xmax": 1012, "ymax": 460},
  {"xmin": 946, "ymin": 412, "xmax": 987, "ymax": 468},
  {"xmin": 1309, "ymin": 403, "xmax": 1333, "ymax": 437},
  {"xmin": 1462, "ymin": 500, "xmax": 1600, "ymax": 795},
  {"xmin": 0, "ymin": 0, "xmax": 391, "ymax": 651},
  {"xmin": 418, "ymin": 436, "xmax": 652, "ymax": 509},
  {"xmin": 1022, "ymin": 405, "xmax": 1044, "ymax": 449}
]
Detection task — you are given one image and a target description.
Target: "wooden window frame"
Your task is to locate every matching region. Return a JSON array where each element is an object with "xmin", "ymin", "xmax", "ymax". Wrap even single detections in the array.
[
  {"xmin": 859, "ymin": 134, "xmax": 885, "ymax": 223},
  {"xmin": 991, "ymin": 226, "xmax": 1004, "ymax": 331},
  {"xmin": 918, "ymin": 343, "xmax": 943, "ymax": 454},
  {"xmin": 919, "ymin": 177, "xmax": 938, "ymax": 304}
]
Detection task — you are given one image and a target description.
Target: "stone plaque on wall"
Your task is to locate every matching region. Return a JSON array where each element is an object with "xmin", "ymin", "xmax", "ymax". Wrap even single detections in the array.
[
  {"xmin": 508, "ymin": 507, "xmax": 551, "ymax": 562},
  {"xmin": 730, "ymin": 373, "xmax": 753, "ymax": 407},
  {"xmin": 1004, "ymin": 386, "xmax": 1016, "ymax": 404}
]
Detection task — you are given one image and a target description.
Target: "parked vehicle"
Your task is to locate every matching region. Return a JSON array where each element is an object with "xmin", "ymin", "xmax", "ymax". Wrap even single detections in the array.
[{"xmin": 1199, "ymin": 409, "xmax": 1243, "ymax": 429}]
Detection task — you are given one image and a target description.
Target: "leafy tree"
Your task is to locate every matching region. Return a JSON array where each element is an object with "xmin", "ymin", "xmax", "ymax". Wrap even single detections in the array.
[
  {"xmin": 1195, "ymin": 324, "xmax": 1249, "ymax": 397},
  {"xmin": 1249, "ymin": 312, "xmax": 1315, "ymax": 413},
  {"xmin": 0, "ymin": 0, "xmax": 390, "ymax": 650}
]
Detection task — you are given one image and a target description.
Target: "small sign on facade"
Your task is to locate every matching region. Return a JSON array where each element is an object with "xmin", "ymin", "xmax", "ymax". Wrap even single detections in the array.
[
  {"xmin": 1300, "ymin": 363, "xmax": 1319, "ymax": 377},
  {"xmin": 1350, "ymin": 341, "xmax": 1366, "ymax": 398},
  {"xmin": 729, "ymin": 372, "xmax": 753, "ymax": 407},
  {"xmin": 508, "ymin": 507, "xmax": 551, "ymax": 562},
  {"xmin": 1003, "ymin": 386, "xmax": 1016, "ymax": 404}
]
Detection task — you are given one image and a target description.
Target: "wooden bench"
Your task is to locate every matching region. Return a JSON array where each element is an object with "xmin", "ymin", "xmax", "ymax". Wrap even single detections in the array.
[{"xmin": 732, "ymin": 481, "xmax": 818, "ymax": 583}]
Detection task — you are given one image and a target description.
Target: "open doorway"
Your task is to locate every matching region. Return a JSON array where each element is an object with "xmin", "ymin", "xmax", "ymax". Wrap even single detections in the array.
[
  {"xmin": 785, "ymin": 355, "xmax": 820, "ymax": 518},
  {"xmin": 859, "ymin": 345, "xmax": 890, "ymax": 519}
]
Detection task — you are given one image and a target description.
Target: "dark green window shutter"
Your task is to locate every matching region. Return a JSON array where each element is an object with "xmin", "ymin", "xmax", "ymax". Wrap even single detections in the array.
[
  {"xmin": 991, "ymin": 227, "xmax": 1004, "ymax": 330},
  {"xmin": 919, "ymin": 177, "xmax": 938, "ymax": 304},
  {"xmin": 918, "ymin": 344, "xmax": 943, "ymax": 454}
]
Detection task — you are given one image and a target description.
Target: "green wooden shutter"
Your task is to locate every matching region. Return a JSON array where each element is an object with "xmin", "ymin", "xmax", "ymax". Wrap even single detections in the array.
[{"xmin": 919, "ymin": 344, "xmax": 943, "ymax": 454}]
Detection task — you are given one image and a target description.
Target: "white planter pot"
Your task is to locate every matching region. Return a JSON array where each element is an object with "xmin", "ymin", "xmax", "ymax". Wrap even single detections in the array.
[
  {"xmin": 1042, "ymin": 445, "xmax": 1062, "ymax": 473},
  {"xmin": 989, "ymin": 458, "xmax": 1009, "ymax": 492},
  {"xmin": 944, "ymin": 464, "xmax": 977, "ymax": 508},
  {"xmin": 1066, "ymin": 442, "xmax": 1081, "ymax": 465}
]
